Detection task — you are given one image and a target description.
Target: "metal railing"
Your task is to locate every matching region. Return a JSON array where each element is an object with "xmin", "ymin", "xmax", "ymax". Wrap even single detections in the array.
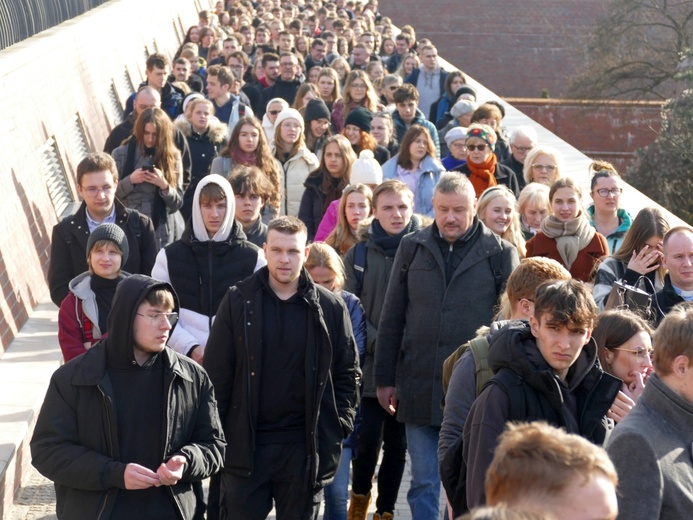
[{"xmin": 0, "ymin": 0, "xmax": 109, "ymax": 50}]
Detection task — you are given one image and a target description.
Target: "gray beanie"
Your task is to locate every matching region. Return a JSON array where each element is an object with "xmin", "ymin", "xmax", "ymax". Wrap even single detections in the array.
[
  {"xmin": 451, "ymin": 99, "xmax": 478, "ymax": 119},
  {"xmin": 86, "ymin": 223, "xmax": 129, "ymax": 266},
  {"xmin": 444, "ymin": 127, "xmax": 468, "ymax": 149}
]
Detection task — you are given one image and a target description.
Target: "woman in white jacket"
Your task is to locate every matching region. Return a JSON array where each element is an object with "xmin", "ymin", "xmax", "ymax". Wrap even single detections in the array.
[{"xmin": 271, "ymin": 108, "xmax": 320, "ymax": 216}]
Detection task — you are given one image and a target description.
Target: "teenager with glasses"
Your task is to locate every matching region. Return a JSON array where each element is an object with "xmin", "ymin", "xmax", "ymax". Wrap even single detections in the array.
[
  {"xmin": 586, "ymin": 160, "xmax": 632, "ymax": 254},
  {"xmin": 593, "ymin": 309, "xmax": 653, "ymax": 424}
]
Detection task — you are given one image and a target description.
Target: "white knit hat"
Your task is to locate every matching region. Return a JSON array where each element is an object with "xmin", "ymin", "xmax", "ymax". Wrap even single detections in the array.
[
  {"xmin": 350, "ymin": 150, "xmax": 382, "ymax": 185},
  {"xmin": 273, "ymin": 108, "xmax": 304, "ymax": 132}
]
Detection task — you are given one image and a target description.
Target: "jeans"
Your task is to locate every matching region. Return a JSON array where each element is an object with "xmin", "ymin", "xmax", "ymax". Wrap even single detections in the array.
[
  {"xmin": 351, "ymin": 397, "xmax": 407, "ymax": 513},
  {"xmin": 406, "ymin": 423, "xmax": 441, "ymax": 520},
  {"xmin": 322, "ymin": 446, "xmax": 352, "ymax": 520}
]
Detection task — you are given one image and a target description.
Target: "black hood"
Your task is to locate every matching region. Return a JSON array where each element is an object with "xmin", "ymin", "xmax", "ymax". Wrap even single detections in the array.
[
  {"xmin": 487, "ymin": 320, "xmax": 600, "ymax": 394},
  {"xmin": 105, "ymin": 274, "xmax": 180, "ymax": 368}
]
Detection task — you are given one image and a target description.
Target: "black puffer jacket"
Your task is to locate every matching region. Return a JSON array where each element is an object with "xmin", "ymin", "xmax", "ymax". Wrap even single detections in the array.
[
  {"xmin": 203, "ymin": 268, "xmax": 360, "ymax": 487},
  {"xmin": 31, "ymin": 275, "xmax": 226, "ymax": 519},
  {"xmin": 48, "ymin": 199, "xmax": 158, "ymax": 306},
  {"xmin": 460, "ymin": 321, "xmax": 621, "ymax": 510}
]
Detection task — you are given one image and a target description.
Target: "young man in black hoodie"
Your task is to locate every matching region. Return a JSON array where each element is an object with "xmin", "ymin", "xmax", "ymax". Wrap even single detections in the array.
[
  {"xmin": 204, "ymin": 216, "xmax": 360, "ymax": 520},
  {"xmin": 31, "ymin": 275, "xmax": 226, "ymax": 519},
  {"xmin": 461, "ymin": 279, "xmax": 621, "ymax": 513}
]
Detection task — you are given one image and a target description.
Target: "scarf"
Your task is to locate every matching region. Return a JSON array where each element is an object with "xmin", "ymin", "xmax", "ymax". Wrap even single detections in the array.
[
  {"xmin": 370, "ymin": 214, "xmax": 422, "ymax": 257},
  {"xmin": 230, "ymin": 149, "xmax": 257, "ymax": 166},
  {"xmin": 466, "ymin": 153, "xmax": 498, "ymax": 198},
  {"xmin": 540, "ymin": 212, "xmax": 596, "ymax": 270}
]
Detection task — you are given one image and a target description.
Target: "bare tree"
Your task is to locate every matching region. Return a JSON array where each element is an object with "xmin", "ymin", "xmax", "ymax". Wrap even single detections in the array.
[{"xmin": 568, "ymin": 0, "xmax": 693, "ymax": 100}]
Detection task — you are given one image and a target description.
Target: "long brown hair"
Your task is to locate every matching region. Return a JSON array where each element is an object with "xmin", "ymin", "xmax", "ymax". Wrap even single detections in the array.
[
  {"xmin": 317, "ymin": 67, "xmax": 342, "ymax": 105},
  {"xmin": 220, "ymin": 116, "xmax": 282, "ymax": 210},
  {"xmin": 397, "ymin": 125, "xmax": 435, "ymax": 170},
  {"xmin": 341, "ymin": 70, "xmax": 380, "ymax": 125},
  {"xmin": 133, "ymin": 108, "xmax": 180, "ymax": 187},
  {"xmin": 593, "ymin": 309, "xmax": 653, "ymax": 373},
  {"xmin": 325, "ymin": 183, "xmax": 373, "ymax": 256},
  {"xmin": 317, "ymin": 135, "xmax": 356, "ymax": 194},
  {"xmin": 612, "ymin": 207, "xmax": 669, "ymax": 283}
]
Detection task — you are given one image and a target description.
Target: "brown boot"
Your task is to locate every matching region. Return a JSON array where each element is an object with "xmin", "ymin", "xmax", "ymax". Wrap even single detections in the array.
[
  {"xmin": 347, "ymin": 492, "xmax": 371, "ymax": 520},
  {"xmin": 373, "ymin": 513, "xmax": 394, "ymax": 520}
]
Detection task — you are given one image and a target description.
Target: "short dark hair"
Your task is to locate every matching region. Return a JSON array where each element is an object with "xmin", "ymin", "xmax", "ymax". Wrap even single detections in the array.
[
  {"xmin": 146, "ymin": 53, "xmax": 169, "ymax": 71},
  {"xmin": 77, "ymin": 152, "xmax": 118, "ymax": 185},
  {"xmin": 207, "ymin": 64, "xmax": 234, "ymax": 87},
  {"xmin": 229, "ymin": 165, "xmax": 274, "ymax": 201},
  {"xmin": 393, "ymin": 83, "xmax": 419, "ymax": 104},
  {"xmin": 143, "ymin": 287, "xmax": 175, "ymax": 310},
  {"xmin": 533, "ymin": 279, "xmax": 598, "ymax": 330},
  {"xmin": 268, "ymin": 216, "xmax": 307, "ymax": 236},
  {"xmin": 311, "ymin": 37, "xmax": 325, "ymax": 48},
  {"xmin": 261, "ymin": 52, "xmax": 280, "ymax": 67}
]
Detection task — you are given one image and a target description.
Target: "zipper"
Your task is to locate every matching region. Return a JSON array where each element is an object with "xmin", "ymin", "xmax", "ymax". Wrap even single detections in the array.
[{"xmin": 97, "ymin": 386, "xmax": 116, "ymax": 519}]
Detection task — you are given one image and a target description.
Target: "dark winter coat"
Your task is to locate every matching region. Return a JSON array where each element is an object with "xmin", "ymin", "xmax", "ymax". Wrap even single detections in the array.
[
  {"xmin": 374, "ymin": 221, "xmax": 519, "ymax": 426},
  {"xmin": 452, "ymin": 162, "xmax": 521, "ymax": 198},
  {"xmin": 257, "ymin": 77, "xmax": 302, "ymax": 117},
  {"xmin": 125, "ymin": 81, "xmax": 185, "ymax": 120},
  {"xmin": 460, "ymin": 321, "xmax": 621, "ymax": 510},
  {"xmin": 655, "ymin": 274, "xmax": 686, "ymax": 325},
  {"xmin": 175, "ymin": 119, "xmax": 229, "ymax": 220},
  {"xmin": 48, "ymin": 199, "xmax": 157, "ymax": 306},
  {"xmin": 203, "ymin": 268, "xmax": 360, "ymax": 487},
  {"xmin": 298, "ymin": 172, "xmax": 342, "ymax": 240},
  {"xmin": 31, "ymin": 275, "xmax": 226, "ymax": 520}
]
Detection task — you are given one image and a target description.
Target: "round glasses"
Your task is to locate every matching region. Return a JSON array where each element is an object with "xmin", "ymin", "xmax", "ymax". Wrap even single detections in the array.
[{"xmin": 594, "ymin": 188, "xmax": 623, "ymax": 198}]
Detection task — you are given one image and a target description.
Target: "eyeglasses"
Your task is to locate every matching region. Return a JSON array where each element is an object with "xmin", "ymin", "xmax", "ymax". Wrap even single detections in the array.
[
  {"xmin": 511, "ymin": 144, "xmax": 533, "ymax": 152},
  {"xmin": 351, "ymin": 83, "xmax": 367, "ymax": 90},
  {"xmin": 532, "ymin": 164, "xmax": 556, "ymax": 172},
  {"xmin": 594, "ymin": 188, "xmax": 623, "ymax": 198},
  {"xmin": 467, "ymin": 144, "xmax": 488, "ymax": 151},
  {"xmin": 449, "ymin": 142, "xmax": 467, "ymax": 150},
  {"xmin": 613, "ymin": 347, "xmax": 653, "ymax": 363},
  {"xmin": 82, "ymin": 186, "xmax": 114, "ymax": 196},
  {"xmin": 136, "ymin": 312, "xmax": 179, "ymax": 327},
  {"xmin": 280, "ymin": 62, "xmax": 295, "ymax": 68}
]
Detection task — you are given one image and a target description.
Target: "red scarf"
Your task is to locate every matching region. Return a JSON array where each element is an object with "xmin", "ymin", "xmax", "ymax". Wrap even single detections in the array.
[
  {"xmin": 466, "ymin": 153, "xmax": 498, "ymax": 198},
  {"xmin": 231, "ymin": 149, "xmax": 257, "ymax": 166}
]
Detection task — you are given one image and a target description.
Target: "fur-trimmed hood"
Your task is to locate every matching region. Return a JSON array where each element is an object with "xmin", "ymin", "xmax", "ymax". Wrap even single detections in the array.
[{"xmin": 175, "ymin": 116, "xmax": 228, "ymax": 144}]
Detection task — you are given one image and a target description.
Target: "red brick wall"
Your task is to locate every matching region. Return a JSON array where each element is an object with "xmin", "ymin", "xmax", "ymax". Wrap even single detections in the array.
[
  {"xmin": 505, "ymin": 98, "xmax": 663, "ymax": 174},
  {"xmin": 0, "ymin": 0, "xmax": 209, "ymax": 350},
  {"xmin": 382, "ymin": 0, "xmax": 609, "ymax": 98}
]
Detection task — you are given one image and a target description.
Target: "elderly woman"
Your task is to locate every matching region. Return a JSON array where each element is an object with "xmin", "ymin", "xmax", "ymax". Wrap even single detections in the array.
[
  {"xmin": 452, "ymin": 123, "xmax": 520, "ymax": 198},
  {"xmin": 523, "ymin": 145, "xmax": 565, "ymax": 186},
  {"xmin": 440, "ymin": 127, "xmax": 467, "ymax": 171}
]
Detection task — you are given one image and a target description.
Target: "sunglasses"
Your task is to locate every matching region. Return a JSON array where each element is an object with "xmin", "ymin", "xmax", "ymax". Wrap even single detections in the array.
[
  {"xmin": 466, "ymin": 144, "xmax": 488, "ymax": 151},
  {"xmin": 268, "ymin": 110, "xmax": 282, "ymax": 116}
]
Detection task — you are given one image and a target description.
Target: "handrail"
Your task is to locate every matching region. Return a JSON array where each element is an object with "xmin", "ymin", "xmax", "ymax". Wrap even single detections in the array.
[{"xmin": 0, "ymin": 0, "xmax": 109, "ymax": 51}]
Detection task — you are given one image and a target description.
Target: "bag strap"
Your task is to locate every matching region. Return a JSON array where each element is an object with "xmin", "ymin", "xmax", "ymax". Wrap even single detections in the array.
[
  {"xmin": 352, "ymin": 241, "xmax": 367, "ymax": 297},
  {"xmin": 469, "ymin": 336, "xmax": 492, "ymax": 397}
]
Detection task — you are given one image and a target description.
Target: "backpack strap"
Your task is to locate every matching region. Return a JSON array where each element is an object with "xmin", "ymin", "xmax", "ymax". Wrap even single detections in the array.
[
  {"xmin": 352, "ymin": 241, "xmax": 367, "ymax": 297},
  {"xmin": 481, "ymin": 369, "xmax": 527, "ymax": 423},
  {"xmin": 489, "ymin": 249, "xmax": 504, "ymax": 297},
  {"xmin": 399, "ymin": 242, "xmax": 420, "ymax": 283},
  {"xmin": 468, "ymin": 336, "xmax": 492, "ymax": 397}
]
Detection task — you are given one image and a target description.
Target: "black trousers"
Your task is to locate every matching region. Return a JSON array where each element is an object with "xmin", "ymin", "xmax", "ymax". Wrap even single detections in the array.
[
  {"xmin": 350, "ymin": 397, "xmax": 407, "ymax": 513},
  {"xmin": 219, "ymin": 443, "xmax": 322, "ymax": 520}
]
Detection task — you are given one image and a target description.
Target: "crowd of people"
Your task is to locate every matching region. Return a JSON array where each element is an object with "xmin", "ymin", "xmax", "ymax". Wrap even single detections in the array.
[{"xmin": 29, "ymin": 1, "xmax": 693, "ymax": 519}]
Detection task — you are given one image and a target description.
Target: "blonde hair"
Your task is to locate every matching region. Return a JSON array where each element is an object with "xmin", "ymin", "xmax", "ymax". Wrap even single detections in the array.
[
  {"xmin": 305, "ymin": 242, "xmax": 346, "ymax": 291},
  {"xmin": 523, "ymin": 145, "xmax": 564, "ymax": 186},
  {"xmin": 477, "ymin": 186, "xmax": 526, "ymax": 258},
  {"xmin": 341, "ymin": 70, "xmax": 380, "ymax": 125},
  {"xmin": 518, "ymin": 183, "xmax": 550, "ymax": 216}
]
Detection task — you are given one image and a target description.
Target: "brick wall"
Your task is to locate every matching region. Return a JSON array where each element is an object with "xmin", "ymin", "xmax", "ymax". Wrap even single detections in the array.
[
  {"xmin": 382, "ymin": 0, "xmax": 608, "ymax": 98},
  {"xmin": 505, "ymin": 98, "xmax": 663, "ymax": 174},
  {"xmin": 0, "ymin": 0, "xmax": 208, "ymax": 350}
]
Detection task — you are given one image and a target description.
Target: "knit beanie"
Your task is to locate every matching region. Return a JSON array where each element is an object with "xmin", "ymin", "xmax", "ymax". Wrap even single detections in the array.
[
  {"xmin": 451, "ymin": 99, "xmax": 477, "ymax": 119},
  {"xmin": 274, "ymin": 108, "xmax": 304, "ymax": 132},
  {"xmin": 344, "ymin": 107, "xmax": 373, "ymax": 132},
  {"xmin": 303, "ymin": 98, "xmax": 331, "ymax": 125},
  {"xmin": 350, "ymin": 149, "xmax": 382, "ymax": 185},
  {"xmin": 86, "ymin": 223, "xmax": 129, "ymax": 265},
  {"xmin": 466, "ymin": 124, "xmax": 497, "ymax": 151},
  {"xmin": 444, "ymin": 127, "xmax": 467, "ymax": 149},
  {"xmin": 454, "ymin": 84, "xmax": 477, "ymax": 101}
]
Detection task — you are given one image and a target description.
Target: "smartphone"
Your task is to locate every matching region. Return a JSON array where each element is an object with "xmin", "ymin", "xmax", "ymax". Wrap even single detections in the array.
[{"xmin": 144, "ymin": 165, "xmax": 155, "ymax": 172}]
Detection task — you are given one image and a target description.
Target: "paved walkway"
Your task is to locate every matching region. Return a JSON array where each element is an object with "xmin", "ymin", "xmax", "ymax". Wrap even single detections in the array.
[{"xmin": 8, "ymin": 454, "xmax": 446, "ymax": 519}]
